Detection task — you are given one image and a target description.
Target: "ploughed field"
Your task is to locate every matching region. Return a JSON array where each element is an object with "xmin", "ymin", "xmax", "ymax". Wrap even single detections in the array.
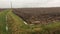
[{"xmin": 13, "ymin": 8, "xmax": 60, "ymax": 24}]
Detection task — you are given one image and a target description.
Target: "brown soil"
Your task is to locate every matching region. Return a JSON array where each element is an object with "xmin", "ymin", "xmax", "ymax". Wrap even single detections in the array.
[{"xmin": 0, "ymin": 7, "xmax": 60, "ymax": 24}]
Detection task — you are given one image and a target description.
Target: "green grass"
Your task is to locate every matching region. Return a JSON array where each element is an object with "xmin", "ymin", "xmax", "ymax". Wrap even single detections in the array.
[
  {"xmin": 0, "ymin": 10, "xmax": 9, "ymax": 34},
  {"xmin": 0, "ymin": 10, "xmax": 60, "ymax": 34}
]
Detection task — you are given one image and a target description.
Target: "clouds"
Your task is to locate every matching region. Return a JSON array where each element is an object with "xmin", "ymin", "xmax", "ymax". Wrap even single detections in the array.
[
  {"xmin": 0, "ymin": 0, "xmax": 10, "ymax": 8},
  {"xmin": 0, "ymin": 0, "xmax": 60, "ymax": 8},
  {"xmin": 46, "ymin": 0, "xmax": 60, "ymax": 7},
  {"xmin": 12, "ymin": 0, "xmax": 49, "ymax": 8},
  {"xmin": 12, "ymin": 0, "xmax": 60, "ymax": 8}
]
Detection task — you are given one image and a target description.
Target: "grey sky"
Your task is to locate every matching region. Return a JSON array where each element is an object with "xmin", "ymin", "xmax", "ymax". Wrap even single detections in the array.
[{"xmin": 0, "ymin": 0, "xmax": 60, "ymax": 8}]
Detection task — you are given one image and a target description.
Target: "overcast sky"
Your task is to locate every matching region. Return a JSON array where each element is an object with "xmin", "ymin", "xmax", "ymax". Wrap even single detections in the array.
[{"xmin": 0, "ymin": 0, "xmax": 60, "ymax": 8}]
